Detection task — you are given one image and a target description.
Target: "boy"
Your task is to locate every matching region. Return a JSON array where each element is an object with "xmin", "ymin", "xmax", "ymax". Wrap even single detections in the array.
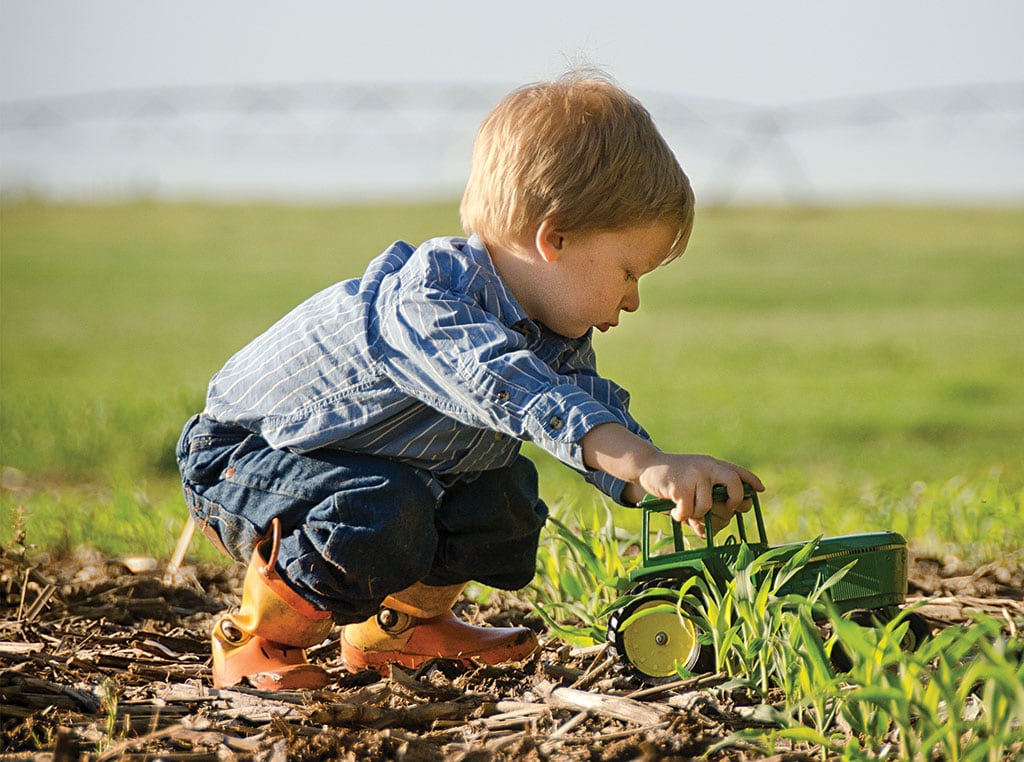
[{"xmin": 177, "ymin": 72, "xmax": 763, "ymax": 691}]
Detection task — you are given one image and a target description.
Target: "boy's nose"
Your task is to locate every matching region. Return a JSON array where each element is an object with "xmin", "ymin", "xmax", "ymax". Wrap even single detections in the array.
[{"xmin": 621, "ymin": 287, "xmax": 640, "ymax": 313}]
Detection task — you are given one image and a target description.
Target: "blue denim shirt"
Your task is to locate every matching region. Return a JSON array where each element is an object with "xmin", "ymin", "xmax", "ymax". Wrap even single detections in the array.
[{"xmin": 205, "ymin": 235, "xmax": 649, "ymax": 503}]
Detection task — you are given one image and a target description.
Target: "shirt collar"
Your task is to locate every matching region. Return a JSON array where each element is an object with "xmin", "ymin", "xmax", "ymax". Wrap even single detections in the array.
[{"xmin": 464, "ymin": 234, "xmax": 540, "ymax": 341}]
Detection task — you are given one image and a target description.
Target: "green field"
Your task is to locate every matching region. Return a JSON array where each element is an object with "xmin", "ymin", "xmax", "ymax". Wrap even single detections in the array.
[{"xmin": 1, "ymin": 202, "xmax": 1022, "ymax": 562}]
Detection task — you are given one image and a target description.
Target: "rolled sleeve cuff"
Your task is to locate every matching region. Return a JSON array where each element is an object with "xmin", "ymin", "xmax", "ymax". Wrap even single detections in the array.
[
  {"xmin": 522, "ymin": 384, "xmax": 622, "ymax": 471},
  {"xmin": 589, "ymin": 472, "xmax": 634, "ymax": 506}
]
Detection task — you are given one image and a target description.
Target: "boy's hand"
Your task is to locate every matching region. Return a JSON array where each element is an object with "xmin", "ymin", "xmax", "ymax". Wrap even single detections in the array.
[
  {"xmin": 582, "ymin": 423, "xmax": 764, "ymax": 536},
  {"xmin": 637, "ymin": 453, "xmax": 763, "ymax": 536}
]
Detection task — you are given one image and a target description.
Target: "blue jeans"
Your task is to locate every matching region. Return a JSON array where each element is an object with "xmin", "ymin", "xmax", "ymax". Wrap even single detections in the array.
[{"xmin": 176, "ymin": 414, "xmax": 548, "ymax": 624}]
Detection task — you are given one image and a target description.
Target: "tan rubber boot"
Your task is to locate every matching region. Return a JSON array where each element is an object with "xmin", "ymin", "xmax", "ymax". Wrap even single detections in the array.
[
  {"xmin": 211, "ymin": 518, "xmax": 334, "ymax": 690},
  {"xmin": 341, "ymin": 581, "xmax": 538, "ymax": 672}
]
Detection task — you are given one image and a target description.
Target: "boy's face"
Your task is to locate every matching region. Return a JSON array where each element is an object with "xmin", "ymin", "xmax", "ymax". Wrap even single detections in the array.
[{"xmin": 530, "ymin": 222, "xmax": 678, "ymax": 339}]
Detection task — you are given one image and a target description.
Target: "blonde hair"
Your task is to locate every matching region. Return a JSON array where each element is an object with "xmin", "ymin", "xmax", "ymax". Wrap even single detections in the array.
[{"xmin": 460, "ymin": 71, "xmax": 695, "ymax": 262}]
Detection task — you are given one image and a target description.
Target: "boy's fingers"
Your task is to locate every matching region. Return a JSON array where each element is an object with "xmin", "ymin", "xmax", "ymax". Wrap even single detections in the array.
[
  {"xmin": 690, "ymin": 511, "xmax": 731, "ymax": 538},
  {"xmin": 710, "ymin": 512, "xmax": 733, "ymax": 535},
  {"xmin": 669, "ymin": 488, "xmax": 694, "ymax": 523},
  {"xmin": 666, "ymin": 458, "xmax": 764, "ymax": 525},
  {"xmin": 693, "ymin": 480, "xmax": 712, "ymax": 518},
  {"xmin": 739, "ymin": 467, "xmax": 765, "ymax": 492},
  {"xmin": 721, "ymin": 472, "xmax": 745, "ymax": 510},
  {"xmin": 710, "ymin": 499, "xmax": 736, "ymax": 526}
]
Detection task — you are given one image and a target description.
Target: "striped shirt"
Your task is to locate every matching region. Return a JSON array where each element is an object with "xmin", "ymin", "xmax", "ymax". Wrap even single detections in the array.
[{"xmin": 205, "ymin": 235, "xmax": 649, "ymax": 503}]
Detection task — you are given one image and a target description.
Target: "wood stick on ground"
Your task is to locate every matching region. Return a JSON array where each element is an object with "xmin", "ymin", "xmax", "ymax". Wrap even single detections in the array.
[
  {"xmin": 476, "ymin": 703, "xmax": 550, "ymax": 731},
  {"xmin": 164, "ymin": 517, "xmax": 196, "ymax": 584},
  {"xmin": 540, "ymin": 709, "xmax": 592, "ymax": 755},
  {"xmin": 626, "ymin": 671, "xmax": 729, "ymax": 700},
  {"xmin": 570, "ymin": 653, "xmax": 616, "ymax": 690},
  {"xmin": 539, "ymin": 684, "xmax": 665, "ymax": 726}
]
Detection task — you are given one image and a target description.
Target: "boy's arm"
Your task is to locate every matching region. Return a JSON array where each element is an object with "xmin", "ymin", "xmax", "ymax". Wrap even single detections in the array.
[
  {"xmin": 581, "ymin": 422, "xmax": 764, "ymax": 535},
  {"xmin": 546, "ymin": 334, "xmax": 655, "ymax": 503}
]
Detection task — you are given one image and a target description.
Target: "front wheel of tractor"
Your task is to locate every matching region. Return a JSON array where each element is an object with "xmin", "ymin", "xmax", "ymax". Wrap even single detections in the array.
[{"xmin": 607, "ymin": 578, "xmax": 714, "ymax": 684}]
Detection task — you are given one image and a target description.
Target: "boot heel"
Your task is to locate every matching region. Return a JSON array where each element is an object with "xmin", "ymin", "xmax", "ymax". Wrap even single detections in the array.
[{"xmin": 212, "ymin": 518, "xmax": 333, "ymax": 690}]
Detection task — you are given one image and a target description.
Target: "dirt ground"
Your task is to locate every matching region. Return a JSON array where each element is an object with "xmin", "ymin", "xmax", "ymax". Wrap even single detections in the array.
[{"xmin": 2, "ymin": 544, "xmax": 1022, "ymax": 762}]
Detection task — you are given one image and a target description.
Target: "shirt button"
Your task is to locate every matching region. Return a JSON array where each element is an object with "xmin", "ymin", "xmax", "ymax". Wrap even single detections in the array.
[
  {"xmin": 496, "ymin": 390, "xmax": 510, "ymax": 402},
  {"xmin": 549, "ymin": 416, "xmax": 564, "ymax": 430}
]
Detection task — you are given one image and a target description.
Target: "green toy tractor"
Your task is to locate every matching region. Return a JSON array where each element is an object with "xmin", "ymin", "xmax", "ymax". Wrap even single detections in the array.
[{"xmin": 607, "ymin": 485, "xmax": 930, "ymax": 681}]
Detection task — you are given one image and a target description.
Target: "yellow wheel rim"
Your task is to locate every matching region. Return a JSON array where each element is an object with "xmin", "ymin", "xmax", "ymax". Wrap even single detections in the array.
[{"xmin": 620, "ymin": 599, "xmax": 699, "ymax": 678}]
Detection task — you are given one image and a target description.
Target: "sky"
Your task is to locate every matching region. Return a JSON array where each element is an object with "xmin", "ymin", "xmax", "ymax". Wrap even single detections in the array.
[
  {"xmin": 2, "ymin": 1, "xmax": 1022, "ymax": 202},
  {"xmin": 2, "ymin": 1, "xmax": 1022, "ymax": 103}
]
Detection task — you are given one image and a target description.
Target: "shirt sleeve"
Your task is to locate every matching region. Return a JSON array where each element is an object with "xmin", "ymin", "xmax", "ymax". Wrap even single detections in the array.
[
  {"xmin": 547, "ymin": 334, "xmax": 653, "ymax": 504},
  {"xmin": 368, "ymin": 259, "xmax": 623, "ymax": 476}
]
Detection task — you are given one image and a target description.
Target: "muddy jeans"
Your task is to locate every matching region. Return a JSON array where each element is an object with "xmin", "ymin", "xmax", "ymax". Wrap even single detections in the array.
[{"xmin": 176, "ymin": 414, "xmax": 548, "ymax": 624}]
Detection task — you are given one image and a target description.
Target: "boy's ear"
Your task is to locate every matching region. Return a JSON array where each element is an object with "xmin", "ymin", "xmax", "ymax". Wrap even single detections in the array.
[{"xmin": 535, "ymin": 219, "xmax": 566, "ymax": 263}]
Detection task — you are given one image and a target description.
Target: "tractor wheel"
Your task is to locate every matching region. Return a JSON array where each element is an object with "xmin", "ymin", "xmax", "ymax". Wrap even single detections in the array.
[
  {"xmin": 607, "ymin": 580, "xmax": 714, "ymax": 683},
  {"xmin": 901, "ymin": 611, "xmax": 934, "ymax": 651},
  {"xmin": 852, "ymin": 607, "xmax": 933, "ymax": 651},
  {"xmin": 831, "ymin": 607, "xmax": 933, "ymax": 672}
]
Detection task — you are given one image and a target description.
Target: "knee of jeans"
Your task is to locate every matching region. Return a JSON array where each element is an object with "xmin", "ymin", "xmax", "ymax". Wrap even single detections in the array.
[{"xmin": 303, "ymin": 466, "xmax": 438, "ymax": 590}]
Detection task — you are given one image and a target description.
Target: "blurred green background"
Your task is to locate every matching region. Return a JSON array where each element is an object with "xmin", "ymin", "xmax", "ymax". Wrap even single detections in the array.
[{"xmin": 2, "ymin": 201, "xmax": 1022, "ymax": 562}]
